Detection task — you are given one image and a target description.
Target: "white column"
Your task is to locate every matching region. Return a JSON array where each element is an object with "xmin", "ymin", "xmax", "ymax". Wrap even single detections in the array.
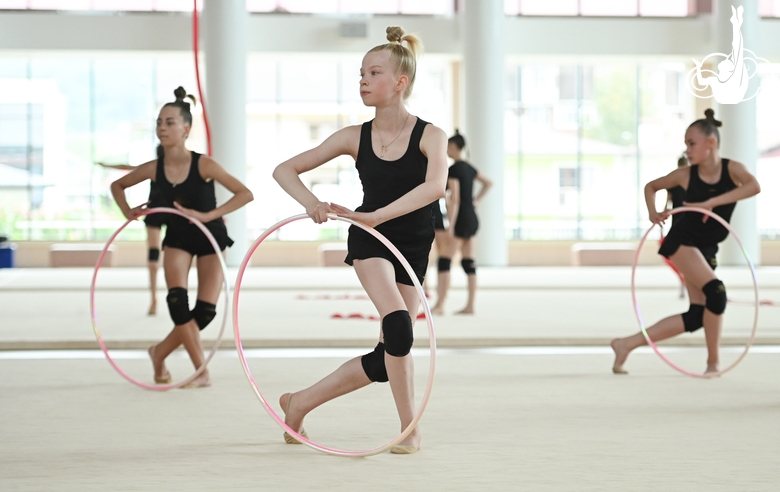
[
  {"xmin": 203, "ymin": 0, "xmax": 247, "ymax": 267},
  {"xmin": 714, "ymin": 0, "xmax": 760, "ymax": 265},
  {"xmin": 462, "ymin": 0, "xmax": 506, "ymax": 266}
]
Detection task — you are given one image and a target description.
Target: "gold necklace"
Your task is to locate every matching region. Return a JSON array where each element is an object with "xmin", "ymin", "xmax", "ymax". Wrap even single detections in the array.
[{"xmin": 375, "ymin": 112, "xmax": 410, "ymax": 158}]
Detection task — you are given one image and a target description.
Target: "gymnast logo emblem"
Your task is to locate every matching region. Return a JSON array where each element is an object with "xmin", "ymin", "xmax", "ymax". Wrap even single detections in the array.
[{"xmin": 687, "ymin": 5, "xmax": 769, "ymax": 104}]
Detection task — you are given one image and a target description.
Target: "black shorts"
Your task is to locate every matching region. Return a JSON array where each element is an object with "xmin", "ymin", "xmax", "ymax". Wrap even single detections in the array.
[
  {"xmin": 144, "ymin": 213, "xmax": 168, "ymax": 229},
  {"xmin": 658, "ymin": 226, "xmax": 718, "ymax": 271},
  {"xmin": 344, "ymin": 226, "xmax": 432, "ymax": 286},
  {"xmin": 163, "ymin": 220, "xmax": 233, "ymax": 257},
  {"xmin": 454, "ymin": 211, "xmax": 479, "ymax": 239}
]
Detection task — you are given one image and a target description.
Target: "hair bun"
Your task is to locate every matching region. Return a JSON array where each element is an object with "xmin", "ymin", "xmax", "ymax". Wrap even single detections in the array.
[
  {"xmin": 386, "ymin": 26, "xmax": 405, "ymax": 44},
  {"xmin": 172, "ymin": 86, "xmax": 197, "ymax": 107},
  {"xmin": 173, "ymin": 86, "xmax": 187, "ymax": 101},
  {"xmin": 704, "ymin": 108, "xmax": 722, "ymax": 127}
]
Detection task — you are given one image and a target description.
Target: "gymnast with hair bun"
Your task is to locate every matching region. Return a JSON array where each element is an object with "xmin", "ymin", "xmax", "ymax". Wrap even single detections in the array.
[
  {"xmin": 611, "ymin": 109, "xmax": 760, "ymax": 375},
  {"xmin": 273, "ymin": 26, "xmax": 448, "ymax": 454},
  {"xmin": 110, "ymin": 87, "xmax": 253, "ymax": 388}
]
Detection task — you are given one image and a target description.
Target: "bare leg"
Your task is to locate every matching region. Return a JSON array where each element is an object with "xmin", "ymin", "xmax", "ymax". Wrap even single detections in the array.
[
  {"xmin": 432, "ymin": 235, "xmax": 461, "ymax": 315},
  {"xmin": 610, "ymin": 315, "xmax": 685, "ymax": 374},
  {"xmin": 432, "ymin": 269, "xmax": 450, "ymax": 315},
  {"xmin": 611, "ymin": 245, "xmax": 716, "ymax": 374},
  {"xmin": 148, "ymin": 247, "xmax": 222, "ymax": 388},
  {"xmin": 353, "ymin": 259, "xmax": 422, "ymax": 450},
  {"xmin": 146, "ymin": 226, "xmax": 161, "ymax": 315},
  {"xmin": 456, "ymin": 238, "xmax": 477, "ymax": 315},
  {"xmin": 703, "ymin": 310, "xmax": 722, "ymax": 373},
  {"xmin": 279, "ymin": 357, "xmax": 371, "ymax": 438}
]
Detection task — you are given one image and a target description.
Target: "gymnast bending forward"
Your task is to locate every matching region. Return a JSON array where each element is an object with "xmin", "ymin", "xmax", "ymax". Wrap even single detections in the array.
[
  {"xmin": 611, "ymin": 109, "xmax": 759, "ymax": 375},
  {"xmin": 273, "ymin": 27, "xmax": 448, "ymax": 453}
]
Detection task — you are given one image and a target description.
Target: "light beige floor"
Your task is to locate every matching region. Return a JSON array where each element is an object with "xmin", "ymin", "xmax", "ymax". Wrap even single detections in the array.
[
  {"xmin": 1, "ymin": 348, "xmax": 779, "ymax": 491},
  {"xmin": 1, "ymin": 266, "xmax": 779, "ymax": 490}
]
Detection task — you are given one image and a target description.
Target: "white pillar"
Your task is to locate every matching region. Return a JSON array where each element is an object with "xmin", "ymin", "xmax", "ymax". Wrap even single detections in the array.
[
  {"xmin": 462, "ymin": 0, "xmax": 506, "ymax": 266},
  {"xmin": 714, "ymin": 0, "xmax": 760, "ymax": 265},
  {"xmin": 203, "ymin": 0, "xmax": 247, "ymax": 267}
]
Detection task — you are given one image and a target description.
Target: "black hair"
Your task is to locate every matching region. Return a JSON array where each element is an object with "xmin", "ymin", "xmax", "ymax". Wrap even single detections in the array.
[
  {"xmin": 448, "ymin": 129, "xmax": 466, "ymax": 150},
  {"xmin": 161, "ymin": 86, "xmax": 197, "ymax": 126},
  {"xmin": 688, "ymin": 108, "xmax": 722, "ymax": 145}
]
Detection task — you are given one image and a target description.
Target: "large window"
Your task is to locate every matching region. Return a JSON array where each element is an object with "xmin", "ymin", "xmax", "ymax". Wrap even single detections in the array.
[
  {"xmin": 2, "ymin": 53, "xmax": 778, "ymax": 243},
  {"xmin": 0, "ymin": 52, "xmax": 454, "ymax": 242}
]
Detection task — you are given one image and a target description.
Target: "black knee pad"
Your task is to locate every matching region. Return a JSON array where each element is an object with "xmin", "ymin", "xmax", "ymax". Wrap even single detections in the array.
[
  {"xmin": 437, "ymin": 257, "xmax": 451, "ymax": 272},
  {"xmin": 703, "ymin": 279, "xmax": 727, "ymax": 314},
  {"xmin": 361, "ymin": 342, "xmax": 389, "ymax": 383},
  {"xmin": 148, "ymin": 248, "xmax": 160, "ymax": 262},
  {"xmin": 191, "ymin": 300, "xmax": 217, "ymax": 331},
  {"xmin": 382, "ymin": 310, "xmax": 413, "ymax": 357},
  {"xmin": 681, "ymin": 304, "xmax": 705, "ymax": 333},
  {"xmin": 166, "ymin": 287, "xmax": 192, "ymax": 326},
  {"xmin": 461, "ymin": 258, "xmax": 476, "ymax": 275}
]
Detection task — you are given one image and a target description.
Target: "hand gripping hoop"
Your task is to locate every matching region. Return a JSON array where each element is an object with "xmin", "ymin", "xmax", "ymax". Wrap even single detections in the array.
[
  {"xmin": 233, "ymin": 213, "xmax": 436, "ymax": 457},
  {"xmin": 632, "ymin": 207, "xmax": 759, "ymax": 378},
  {"xmin": 90, "ymin": 207, "xmax": 230, "ymax": 390}
]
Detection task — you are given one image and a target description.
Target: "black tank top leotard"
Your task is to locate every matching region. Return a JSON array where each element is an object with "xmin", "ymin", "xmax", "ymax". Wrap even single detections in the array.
[
  {"xmin": 344, "ymin": 117, "xmax": 435, "ymax": 285},
  {"xmin": 448, "ymin": 160, "xmax": 479, "ymax": 239},
  {"xmin": 157, "ymin": 150, "xmax": 233, "ymax": 256},
  {"xmin": 659, "ymin": 158, "xmax": 737, "ymax": 266}
]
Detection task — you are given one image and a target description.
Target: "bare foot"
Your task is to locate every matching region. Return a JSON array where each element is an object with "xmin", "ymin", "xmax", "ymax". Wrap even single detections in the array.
[
  {"xmin": 279, "ymin": 393, "xmax": 306, "ymax": 437},
  {"xmin": 148, "ymin": 345, "xmax": 170, "ymax": 383},
  {"xmin": 610, "ymin": 338, "xmax": 629, "ymax": 374},
  {"xmin": 391, "ymin": 427, "xmax": 421, "ymax": 454},
  {"xmin": 705, "ymin": 363, "xmax": 720, "ymax": 375},
  {"xmin": 148, "ymin": 298, "xmax": 157, "ymax": 316},
  {"xmin": 181, "ymin": 371, "xmax": 211, "ymax": 388},
  {"xmin": 431, "ymin": 304, "xmax": 444, "ymax": 315},
  {"xmin": 455, "ymin": 306, "xmax": 474, "ymax": 315}
]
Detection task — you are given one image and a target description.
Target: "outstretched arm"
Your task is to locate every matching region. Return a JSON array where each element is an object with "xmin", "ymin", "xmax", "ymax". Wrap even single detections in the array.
[
  {"xmin": 273, "ymin": 126, "xmax": 360, "ymax": 223},
  {"xmin": 97, "ymin": 162, "xmax": 136, "ymax": 171}
]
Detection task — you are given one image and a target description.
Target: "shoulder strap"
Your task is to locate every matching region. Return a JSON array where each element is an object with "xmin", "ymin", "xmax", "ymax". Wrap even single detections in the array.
[
  {"xmin": 189, "ymin": 151, "xmax": 202, "ymax": 181},
  {"xmin": 357, "ymin": 121, "xmax": 373, "ymax": 161},
  {"xmin": 408, "ymin": 117, "xmax": 429, "ymax": 155}
]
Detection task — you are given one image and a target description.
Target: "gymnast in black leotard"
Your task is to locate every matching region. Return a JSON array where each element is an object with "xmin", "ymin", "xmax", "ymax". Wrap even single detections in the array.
[
  {"xmin": 273, "ymin": 27, "xmax": 448, "ymax": 454},
  {"xmin": 431, "ymin": 130, "xmax": 492, "ymax": 315},
  {"xmin": 110, "ymin": 87, "xmax": 253, "ymax": 388},
  {"xmin": 611, "ymin": 109, "xmax": 760, "ymax": 375}
]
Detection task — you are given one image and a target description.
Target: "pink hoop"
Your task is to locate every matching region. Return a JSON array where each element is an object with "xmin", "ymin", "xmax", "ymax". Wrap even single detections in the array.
[
  {"xmin": 632, "ymin": 206, "xmax": 759, "ymax": 378},
  {"xmin": 233, "ymin": 213, "xmax": 436, "ymax": 457},
  {"xmin": 90, "ymin": 207, "xmax": 230, "ymax": 390}
]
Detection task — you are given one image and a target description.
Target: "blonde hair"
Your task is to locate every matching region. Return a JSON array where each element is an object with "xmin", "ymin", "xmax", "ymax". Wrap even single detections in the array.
[{"xmin": 367, "ymin": 26, "xmax": 423, "ymax": 100}]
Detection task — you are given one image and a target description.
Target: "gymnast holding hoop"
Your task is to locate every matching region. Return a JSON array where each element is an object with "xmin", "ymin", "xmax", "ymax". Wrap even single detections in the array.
[
  {"xmin": 272, "ymin": 26, "xmax": 448, "ymax": 454},
  {"xmin": 110, "ymin": 87, "xmax": 253, "ymax": 388},
  {"xmin": 611, "ymin": 109, "xmax": 760, "ymax": 375}
]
